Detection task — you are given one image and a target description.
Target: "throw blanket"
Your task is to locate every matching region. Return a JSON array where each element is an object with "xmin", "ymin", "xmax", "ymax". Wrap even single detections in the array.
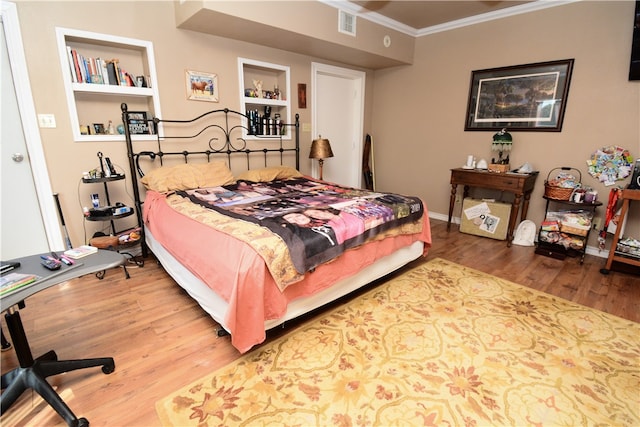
[{"xmin": 177, "ymin": 178, "xmax": 423, "ymax": 275}]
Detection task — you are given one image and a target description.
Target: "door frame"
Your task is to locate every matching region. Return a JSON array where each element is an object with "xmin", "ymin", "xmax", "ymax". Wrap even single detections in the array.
[
  {"xmin": 310, "ymin": 62, "xmax": 365, "ymax": 187},
  {"xmin": 2, "ymin": 1, "xmax": 63, "ymax": 250}
]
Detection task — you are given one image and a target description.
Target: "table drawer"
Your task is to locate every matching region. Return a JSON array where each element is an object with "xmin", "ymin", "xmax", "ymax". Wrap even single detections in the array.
[{"xmin": 451, "ymin": 170, "xmax": 521, "ymax": 190}]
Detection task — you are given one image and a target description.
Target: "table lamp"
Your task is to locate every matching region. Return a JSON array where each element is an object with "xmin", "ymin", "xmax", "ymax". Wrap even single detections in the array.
[
  {"xmin": 491, "ymin": 128, "xmax": 512, "ymax": 164},
  {"xmin": 309, "ymin": 135, "xmax": 334, "ymax": 180}
]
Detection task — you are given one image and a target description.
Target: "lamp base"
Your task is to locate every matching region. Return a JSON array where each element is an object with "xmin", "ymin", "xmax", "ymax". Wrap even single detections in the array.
[{"xmin": 488, "ymin": 163, "xmax": 510, "ymax": 173}]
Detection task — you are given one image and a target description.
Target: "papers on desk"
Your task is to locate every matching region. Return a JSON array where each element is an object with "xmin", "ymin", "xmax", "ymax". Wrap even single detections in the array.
[{"xmin": 0, "ymin": 272, "xmax": 40, "ymax": 296}]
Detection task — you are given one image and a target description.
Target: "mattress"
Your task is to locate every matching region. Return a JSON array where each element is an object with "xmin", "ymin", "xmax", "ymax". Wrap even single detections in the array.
[{"xmin": 144, "ymin": 189, "xmax": 431, "ymax": 353}]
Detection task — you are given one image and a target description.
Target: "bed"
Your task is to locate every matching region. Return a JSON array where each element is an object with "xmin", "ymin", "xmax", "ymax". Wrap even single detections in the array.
[{"xmin": 121, "ymin": 103, "xmax": 432, "ymax": 353}]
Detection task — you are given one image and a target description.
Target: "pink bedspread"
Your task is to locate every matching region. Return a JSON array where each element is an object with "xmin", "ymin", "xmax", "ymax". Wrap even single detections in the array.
[{"xmin": 144, "ymin": 191, "xmax": 432, "ymax": 353}]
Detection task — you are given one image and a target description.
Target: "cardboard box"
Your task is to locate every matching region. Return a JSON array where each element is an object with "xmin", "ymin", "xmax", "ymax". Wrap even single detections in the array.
[{"xmin": 460, "ymin": 198, "xmax": 511, "ymax": 240}]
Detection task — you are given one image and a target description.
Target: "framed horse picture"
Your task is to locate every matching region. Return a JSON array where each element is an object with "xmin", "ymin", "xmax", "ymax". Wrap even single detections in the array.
[{"xmin": 185, "ymin": 70, "xmax": 219, "ymax": 102}]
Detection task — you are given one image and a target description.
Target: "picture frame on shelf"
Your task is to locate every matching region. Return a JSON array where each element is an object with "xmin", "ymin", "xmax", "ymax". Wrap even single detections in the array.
[
  {"xmin": 125, "ymin": 111, "xmax": 151, "ymax": 135},
  {"xmin": 185, "ymin": 70, "xmax": 218, "ymax": 102},
  {"xmin": 464, "ymin": 59, "xmax": 574, "ymax": 132},
  {"xmin": 92, "ymin": 123, "xmax": 105, "ymax": 134},
  {"xmin": 135, "ymin": 75, "xmax": 147, "ymax": 88}
]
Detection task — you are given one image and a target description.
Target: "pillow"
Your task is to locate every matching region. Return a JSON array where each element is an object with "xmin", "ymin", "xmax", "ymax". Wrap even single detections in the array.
[
  {"xmin": 236, "ymin": 166, "xmax": 303, "ymax": 182},
  {"xmin": 140, "ymin": 161, "xmax": 235, "ymax": 192}
]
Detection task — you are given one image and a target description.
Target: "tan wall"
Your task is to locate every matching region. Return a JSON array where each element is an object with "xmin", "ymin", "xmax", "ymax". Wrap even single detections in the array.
[
  {"xmin": 14, "ymin": 1, "xmax": 372, "ymax": 247},
  {"xmin": 371, "ymin": 1, "xmax": 640, "ymax": 248},
  {"xmin": 13, "ymin": 0, "xmax": 640, "ymax": 250}
]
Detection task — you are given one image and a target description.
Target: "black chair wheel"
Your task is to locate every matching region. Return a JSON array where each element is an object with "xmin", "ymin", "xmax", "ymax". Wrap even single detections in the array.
[
  {"xmin": 102, "ymin": 361, "xmax": 115, "ymax": 374},
  {"xmin": 76, "ymin": 417, "xmax": 89, "ymax": 427}
]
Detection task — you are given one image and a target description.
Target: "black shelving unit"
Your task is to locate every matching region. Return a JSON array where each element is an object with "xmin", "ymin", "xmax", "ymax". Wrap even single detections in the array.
[
  {"xmin": 82, "ymin": 174, "xmax": 132, "ymax": 234},
  {"xmin": 535, "ymin": 196, "xmax": 602, "ymax": 264},
  {"xmin": 82, "ymin": 173, "xmax": 143, "ymax": 274}
]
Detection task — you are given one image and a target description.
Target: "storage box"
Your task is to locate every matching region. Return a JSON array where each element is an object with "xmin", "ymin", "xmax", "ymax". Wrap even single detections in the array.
[
  {"xmin": 460, "ymin": 198, "xmax": 511, "ymax": 240},
  {"xmin": 488, "ymin": 163, "xmax": 510, "ymax": 173}
]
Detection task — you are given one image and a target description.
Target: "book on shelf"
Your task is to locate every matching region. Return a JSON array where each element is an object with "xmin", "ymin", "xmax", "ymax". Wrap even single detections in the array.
[
  {"xmin": 65, "ymin": 45, "xmax": 140, "ymax": 87},
  {"xmin": 0, "ymin": 272, "xmax": 40, "ymax": 296},
  {"xmin": 107, "ymin": 59, "xmax": 122, "ymax": 85},
  {"xmin": 64, "ymin": 245, "xmax": 98, "ymax": 259}
]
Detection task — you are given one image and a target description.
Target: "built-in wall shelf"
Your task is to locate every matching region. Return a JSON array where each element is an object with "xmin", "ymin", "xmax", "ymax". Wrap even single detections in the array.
[
  {"xmin": 238, "ymin": 57, "xmax": 291, "ymax": 140},
  {"xmin": 56, "ymin": 27, "xmax": 162, "ymax": 142}
]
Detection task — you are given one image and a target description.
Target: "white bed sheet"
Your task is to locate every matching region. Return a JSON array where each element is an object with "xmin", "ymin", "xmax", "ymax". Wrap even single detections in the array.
[{"xmin": 145, "ymin": 227, "xmax": 424, "ymax": 333}]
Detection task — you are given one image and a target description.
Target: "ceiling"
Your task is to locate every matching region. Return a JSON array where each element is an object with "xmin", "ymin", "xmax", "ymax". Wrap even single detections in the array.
[{"xmin": 348, "ymin": 1, "xmax": 537, "ymax": 32}]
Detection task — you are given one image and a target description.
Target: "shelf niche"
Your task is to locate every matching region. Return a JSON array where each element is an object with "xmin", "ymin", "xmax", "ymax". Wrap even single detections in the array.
[
  {"xmin": 237, "ymin": 57, "xmax": 291, "ymax": 140},
  {"xmin": 56, "ymin": 27, "xmax": 162, "ymax": 142}
]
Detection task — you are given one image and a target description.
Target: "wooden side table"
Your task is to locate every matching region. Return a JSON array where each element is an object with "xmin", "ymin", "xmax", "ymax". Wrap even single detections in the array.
[
  {"xmin": 600, "ymin": 188, "xmax": 640, "ymax": 274},
  {"xmin": 447, "ymin": 168, "xmax": 539, "ymax": 246}
]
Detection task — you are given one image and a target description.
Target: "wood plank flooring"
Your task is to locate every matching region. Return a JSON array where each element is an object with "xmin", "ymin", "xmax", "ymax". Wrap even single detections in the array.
[{"xmin": 1, "ymin": 218, "xmax": 638, "ymax": 426}]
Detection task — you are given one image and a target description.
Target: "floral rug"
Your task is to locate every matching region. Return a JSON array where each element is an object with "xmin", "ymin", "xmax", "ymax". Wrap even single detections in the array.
[{"xmin": 156, "ymin": 258, "xmax": 640, "ymax": 426}]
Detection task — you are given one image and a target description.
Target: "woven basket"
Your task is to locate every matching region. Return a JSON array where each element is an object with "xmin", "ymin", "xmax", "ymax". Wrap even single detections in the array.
[{"xmin": 544, "ymin": 167, "xmax": 581, "ymax": 201}]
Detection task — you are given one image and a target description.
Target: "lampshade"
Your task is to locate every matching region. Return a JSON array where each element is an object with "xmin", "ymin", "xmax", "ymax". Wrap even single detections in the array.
[
  {"xmin": 491, "ymin": 128, "xmax": 513, "ymax": 152},
  {"xmin": 309, "ymin": 136, "xmax": 334, "ymax": 160}
]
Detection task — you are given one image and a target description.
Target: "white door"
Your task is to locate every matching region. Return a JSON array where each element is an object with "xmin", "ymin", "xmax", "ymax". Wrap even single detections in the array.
[
  {"xmin": 311, "ymin": 63, "xmax": 365, "ymax": 188},
  {"xmin": 1, "ymin": 2, "xmax": 62, "ymax": 259}
]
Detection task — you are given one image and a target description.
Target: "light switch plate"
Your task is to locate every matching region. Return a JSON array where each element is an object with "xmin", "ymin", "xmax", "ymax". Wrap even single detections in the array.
[{"xmin": 38, "ymin": 114, "xmax": 57, "ymax": 128}]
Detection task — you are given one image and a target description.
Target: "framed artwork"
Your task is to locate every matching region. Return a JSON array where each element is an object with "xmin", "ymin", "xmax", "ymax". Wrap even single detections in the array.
[
  {"xmin": 464, "ymin": 59, "xmax": 574, "ymax": 132},
  {"xmin": 92, "ymin": 123, "xmax": 105, "ymax": 134},
  {"xmin": 125, "ymin": 111, "xmax": 151, "ymax": 135},
  {"xmin": 298, "ymin": 83, "xmax": 307, "ymax": 109},
  {"xmin": 186, "ymin": 70, "xmax": 218, "ymax": 102}
]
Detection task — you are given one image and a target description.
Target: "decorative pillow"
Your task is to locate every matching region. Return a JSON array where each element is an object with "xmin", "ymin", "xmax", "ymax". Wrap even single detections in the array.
[
  {"xmin": 140, "ymin": 161, "xmax": 235, "ymax": 192},
  {"xmin": 236, "ymin": 166, "xmax": 303, "ymax": 182}
]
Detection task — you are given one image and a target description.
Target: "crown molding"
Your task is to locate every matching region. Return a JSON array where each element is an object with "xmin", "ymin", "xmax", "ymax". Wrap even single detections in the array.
[{"xmin": 320, "ymin": 0, "xmax": 582, "ymax": 37}]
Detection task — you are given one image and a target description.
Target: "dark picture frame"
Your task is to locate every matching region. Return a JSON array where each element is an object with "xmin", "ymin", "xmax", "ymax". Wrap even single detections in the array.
[
  {"xmin": 298, "ymin": 83, "xmax": 307, "ymax": 109},
  {"xmin": 92, "ymin": 123, "xmax": 105, "ymax": 135},
  {"xmin": 126, "ymin": 111, "xmax": 151, "ymax": 135},
  {"xmin": 464, "ymin": 59, "xmax": 574, "ymax": 132}
]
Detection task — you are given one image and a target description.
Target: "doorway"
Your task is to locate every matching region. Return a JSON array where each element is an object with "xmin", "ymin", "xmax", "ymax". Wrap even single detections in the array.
[
  {"xmin": 1, "ymin": 1, "xmax": 61, "ymax": 258},
  {"xmin": 311, "ymin": 63, "xmax": 365, "ymax": 188}
]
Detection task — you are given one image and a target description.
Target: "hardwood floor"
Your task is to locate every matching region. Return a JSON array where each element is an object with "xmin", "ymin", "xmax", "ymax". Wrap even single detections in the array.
[{"xmin": 2, "ymin": 218, "xmax": 639, "ymax": 426}]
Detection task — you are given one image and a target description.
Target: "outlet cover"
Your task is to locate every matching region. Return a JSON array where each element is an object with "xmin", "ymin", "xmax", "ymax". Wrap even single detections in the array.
[{"xmin": 38, "ymin": 114, "xmax": 56, "ymax": 128}]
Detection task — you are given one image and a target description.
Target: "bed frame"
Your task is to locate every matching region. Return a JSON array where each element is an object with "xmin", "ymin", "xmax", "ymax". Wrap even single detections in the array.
[
  {"xmin": 121, "ymin": 103, "xmax": 426, "ymax": 348},
  {"xmin": 121, "ymin": 102, "xmax": 300, "ymax": 257}
]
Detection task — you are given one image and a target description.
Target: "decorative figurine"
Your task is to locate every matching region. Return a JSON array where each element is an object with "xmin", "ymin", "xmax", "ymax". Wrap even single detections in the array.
[{"xmin": 253, "ymin": 79, "xmax": 263, "ymax": 98}]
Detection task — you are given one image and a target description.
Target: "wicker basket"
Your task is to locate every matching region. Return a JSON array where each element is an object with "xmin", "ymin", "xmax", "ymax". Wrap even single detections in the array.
[{"xmin": 544, "ymin": 167, "xmax": 581, "ymax": 200}]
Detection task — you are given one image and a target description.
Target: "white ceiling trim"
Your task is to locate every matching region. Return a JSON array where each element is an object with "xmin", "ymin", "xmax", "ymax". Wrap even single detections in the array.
[{"xmin": 320, "ymin": 0, "xmax": 583, "ymax": 37}]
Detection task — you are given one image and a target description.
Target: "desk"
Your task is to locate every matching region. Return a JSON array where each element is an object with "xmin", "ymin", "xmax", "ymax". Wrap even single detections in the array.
[
  {"xmin": 448, "ymin": 168, "xmax": 539, "ymax": 246},
  {"xmin": 1, "ymin": 250, "xmax": 124, "ymax": 427}
]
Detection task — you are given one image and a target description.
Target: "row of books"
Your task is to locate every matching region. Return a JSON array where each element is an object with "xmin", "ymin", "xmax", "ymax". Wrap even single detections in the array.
[{"xmin": 65, "ymin": 46, "xmax": 138, "ymax": 87}]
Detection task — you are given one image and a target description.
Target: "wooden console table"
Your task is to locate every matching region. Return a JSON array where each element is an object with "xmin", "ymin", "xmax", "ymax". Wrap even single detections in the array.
[{"xmin": 448, "ymin": 168, "xmax": 539, "ymax": 246}]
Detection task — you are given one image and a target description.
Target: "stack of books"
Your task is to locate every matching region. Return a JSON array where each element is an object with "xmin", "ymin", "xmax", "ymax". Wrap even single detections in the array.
[
  {"xmin": 0, "ymin": 273, "xmax": 40, "ymax": 296},
  {"xmin": 63, "ymin": 245, "xmax": 98, "ymax": 259}
]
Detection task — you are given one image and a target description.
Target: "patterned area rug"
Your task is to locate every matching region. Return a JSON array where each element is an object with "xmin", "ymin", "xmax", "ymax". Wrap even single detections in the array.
[{"xmin": 156, "ymin": 258, "xmax": 639, "ymax": 426}]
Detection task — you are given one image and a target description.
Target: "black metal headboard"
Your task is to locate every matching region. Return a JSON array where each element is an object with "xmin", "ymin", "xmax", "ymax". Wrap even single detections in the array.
[{"xmin": 121, "ymin": 102, "xmax": 300, "ymax": 253}]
